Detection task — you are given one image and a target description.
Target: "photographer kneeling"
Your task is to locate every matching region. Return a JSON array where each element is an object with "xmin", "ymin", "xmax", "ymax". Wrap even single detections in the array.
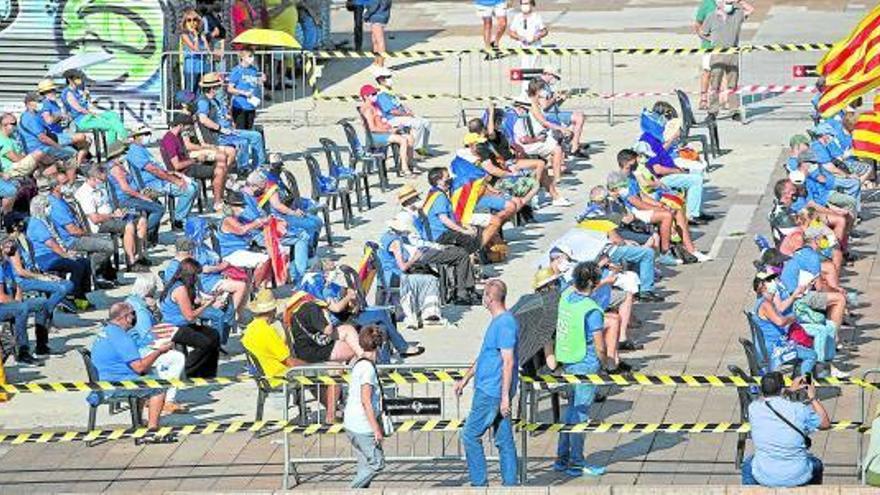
[{"xmin": 742, "ymin": 372, "xmax": 830, "ymax": 487}]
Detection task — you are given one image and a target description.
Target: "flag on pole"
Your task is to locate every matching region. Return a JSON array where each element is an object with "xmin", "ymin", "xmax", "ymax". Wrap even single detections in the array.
[
  {"xmin": 853, "ymin": 95, "xmax": 880, "ymax": 161},
  {"xmin": 817, "ymin": 5, "xmax": 880, "ymax": 117}
]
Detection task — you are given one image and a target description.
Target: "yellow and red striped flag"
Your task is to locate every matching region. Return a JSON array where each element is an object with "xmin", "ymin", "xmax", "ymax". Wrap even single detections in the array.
[
  {"xmin": 817, "ymin": 5, "xmax": 880, "ymax": 118},
  {"xmin": 853, "ymin": 95, "xmax": 880, "ymax": 161}
]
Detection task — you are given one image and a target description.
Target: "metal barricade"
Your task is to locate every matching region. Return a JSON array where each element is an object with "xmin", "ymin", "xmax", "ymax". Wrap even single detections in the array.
[
  {"xmin": 279, "ymin": 363, "xmax": 521, "ymax": 488},
  {"xmin": 455, "ymin": 49, "xmax": 612, "ymax": 124},
  {"xmin": 739, "ymin": 48, "xmax": 823, "ymax": 122},
  {"xmin": 159, "ymin": 49, "xmax": 313, "ymax": 126}
]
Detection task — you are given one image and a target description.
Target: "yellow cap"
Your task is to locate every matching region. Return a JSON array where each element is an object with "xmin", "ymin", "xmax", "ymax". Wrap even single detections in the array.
[{"xmin": 463, "ymin": 132, "xmax": 487, "ymax": 146}]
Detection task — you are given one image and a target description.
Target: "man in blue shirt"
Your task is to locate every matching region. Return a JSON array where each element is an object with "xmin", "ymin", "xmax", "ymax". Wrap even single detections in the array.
[
  {"xmin": 0, "ymin": 248, "xmax": 49, "ymax": 365},
  {"xmin": 196, "ymin": 72, "xmax": 266, "ymax": 172},
  {"xmin": 36, "ymin": 79, "xmax": 90, "ymax": 158},
  {"xmin": 374, "ymin": 67, "xmax": 432, "ymax": 155},
  {"xmin": 552, "ymin": 261, "xmax": 608, "ymax": 478},
  {"xmin": 779, "ymin": 227, "xmax": 847, "ymax": 332},
  {"xmin": 19, "ymin": 92, "xmax": 77, "ymax": 163},
  {"xmin": 46, "ymin": 173, "xmax": 117, "ymax": 288},
  {"xmin": 742, "ymin": 372, "xmax": 830, "ymax": 487},
  {"xmin": 796, "ymin": 150, "xmax": 857, "ymax": 215},
  {"xmin": 454, "ymin": 279, "xmax": 519, "ymax": 486},
  {"xmin": 423, "ymin": 167, "xmax": 485, "ymax": 257},
  {"xmin": 91, "ymin": 302, "xmax": 173, "ymax": 430},
  {"xmin": 808, "ymin": 123, "xmax": 862, "ymax": 215},
  {"xmin": 773, "ymin": 178, "xmax": 849, "ymax": 247},
  {"xmin": 226, "ymin": 48, "xmax": 265, "ymax": 130}
]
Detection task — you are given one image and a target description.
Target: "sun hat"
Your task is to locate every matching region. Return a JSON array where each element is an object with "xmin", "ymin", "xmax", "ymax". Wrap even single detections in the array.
[
  {"xmin": 789, "ymin": 134, "xmax": 810, "ymax": 148},
  {"xmin": 131, "ymin": 125, "xmax": 152, "ymax": 137},
  {"xmin": 359, "ymin": 84, "xmax": 378, "ymax": 99},
  {"xmin": 248, "ymin": 288, "xmax": 280, "ymax": 315},
  {"xmin": 36, "ymin": 79, "xmax": 59, "ymax": 94},
  {"xmin": 199, "ymin": 72, "xmax": 223, "ymax": 88},
  {"xmin": 533, "ymin": 267, "xmax": 561, "ymax": 290},
  {"xmin": 788, "ymin": 170, "xmax": 806, "ymax": 185},
  {"xmin": 397, "ymin": 184, "xmax": 420, "ymax": 205},
  {"xmin": 386, "ymin": 211, "xmax": 413, "ymax": 233},
  {"xmin": 463, "ymin": 132, "xmax": 486, "ymax": 146}
]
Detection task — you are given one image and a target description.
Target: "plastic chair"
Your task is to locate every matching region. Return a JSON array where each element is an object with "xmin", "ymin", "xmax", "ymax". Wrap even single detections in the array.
[
  {"xmin": 338, "ymin": 118, "xmax": 399, "ymax": 192},
  {"xmin": 676, "ymin": 89, "xmax": 720, "ymax": 157},
  {"xmin": 303, "ymin": 152, "xmax": 353, "ymax": 230},
  {"xmin": 366, "ymin": 241, "xmax": 400, "ymax": 307},
  {"xmin": 70, "ymin": 199, "xmax": 121, "ymax": 273},
  {"xmin": 415, "ymin": 209, "xmax": 452, "ymax": 304},
  {"xmin": 728, "ymin": 364, "xmax": 758, "ymax": 469},
  {"xmin": 319, "ymin": 137, "xmax": 371, "ymax": 211},
  {"xmin": 279, "ymin": 169, "xmax": 333, "ymax": 246},
  {"xmin": 78, "ymin": 349, "xmax": 142, "ymax": 444},
  {"xmin": 355, "ymin": 110, "xmax": 402, "ymax": 178}
]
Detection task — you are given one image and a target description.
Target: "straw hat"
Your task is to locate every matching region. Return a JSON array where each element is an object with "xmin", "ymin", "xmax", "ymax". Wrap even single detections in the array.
[
  {"xmin": 106, "ymin": 141, "xmax": 129, "ymax": 160},
  {"xmin": 397, "ymin": 184, "xmax": 420, "ymax": 205},
  {"xmin": 386, "ymin": 211, "xmax": 413, "ymax": 233},
  {"xmin": 131, "ymin": 125, "xmax": 152, "ymax": 137},
  {"xmin": 248, "ymin": 288, "xmax": 280, "ymax": 315},
  {"xmin": 533, "ymin": 267, "xmax": 561, "ymax": 290},
  {"xmin": 36, "ymin": 79, "xmax": 59, "ymax": 94},
  {"xmin": 199, "ymin": 72, "xmax": 223, "ymax": 88}
]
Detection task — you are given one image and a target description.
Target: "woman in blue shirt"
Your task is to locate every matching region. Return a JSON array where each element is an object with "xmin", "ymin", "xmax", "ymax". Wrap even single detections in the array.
[
  {"xmin": 752, "ymin": 273, "xmax": 816, "ymax": 375},
  {"xmin": 227, "ymin": 48, "xmax": 265, "ymax": 130},
  {"xmin": 24, "ymin": 196, "xmax": 91, "ymax": 310},
  {"xmin": 217, "ymin": 194, "xmax": 274, "ymax": 287},
  {"xmin": 61, "ymin": 69, "xmax": 127, "ymax": 144},
  {"xmin": 159, "ymin": 258, "xmax": 220, "ymax": 378},
  {"xmin": 179, "ymin": 8, "xmax": 212, "ymax": 94}
]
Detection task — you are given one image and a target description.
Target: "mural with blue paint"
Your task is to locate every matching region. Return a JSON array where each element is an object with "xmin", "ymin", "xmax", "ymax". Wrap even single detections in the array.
[{"xmin": 0, "ymin": 0, "xmax": 166, "ymax": 126}]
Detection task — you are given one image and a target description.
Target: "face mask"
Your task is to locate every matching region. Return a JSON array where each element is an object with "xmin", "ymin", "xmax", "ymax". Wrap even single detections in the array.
[
  {"xmin": 764, "ymin": 281, "xmax": 778, "ymax": 295},
  {"xmin": 60, "ymin": 184, "xmax": 75, "ymax": 196},
  {"xmin": 616, "ymin": 187, "xmax": 629, "ymax": 198},
  {"xmin": 723, "ymin": 3, "xmax": 735, "ymax": 13},
  {"xmin": 557, "ymin": 260, "xmax": 573, "ymax": 273},
  {"xmin": 520, "ymin": 4, "xmax": 532, "ymax": 13}
]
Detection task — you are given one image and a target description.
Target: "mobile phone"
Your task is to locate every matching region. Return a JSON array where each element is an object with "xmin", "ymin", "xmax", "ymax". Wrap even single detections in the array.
[{"xmin": 804, "ymin": 372, "xmax": 812, "ymax": 385}]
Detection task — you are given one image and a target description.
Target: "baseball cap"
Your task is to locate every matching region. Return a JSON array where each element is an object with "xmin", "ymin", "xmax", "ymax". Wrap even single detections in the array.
[
  {"xmin": 797, "ymin": 149, "xmax": 819, "ymax": 164},
  {"xmin": 789, "ymin": 134, "xmax": 810, "ymax": 148},
  {"xmin": 463, "ymin": 132, "xmax": 486, "ymax": 146},
  {"xmin": 788, "ymin": 170, "xmax": 806, "ymax": 185},
  {"xmin": 359, "ymin": 84, "xmax": 378, "ymax": 99}
]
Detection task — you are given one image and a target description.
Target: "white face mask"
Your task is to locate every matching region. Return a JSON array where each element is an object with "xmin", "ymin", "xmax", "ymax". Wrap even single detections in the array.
[
  {"xmin": 765, "ymin": 281, "xmax": 778, "ymax": 295},
  {"xmin": 723, "ymin": 3, "xmax": 735, "ymax": 14},
  {"xmin": 557, "ymin": 260, "xmax": 572, "ymax": 273},
  {"xmin": 520, "ymin": 4, "xmax": 532, "ymax": 13}
]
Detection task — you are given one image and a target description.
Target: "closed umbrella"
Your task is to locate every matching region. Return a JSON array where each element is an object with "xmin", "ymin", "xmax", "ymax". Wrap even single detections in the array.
[
  {"xmin": 538, "ymin": 227, "xmax": 609, "ymax": 268},
  {"xmin": 511, "ymin": 288, "xmax": 561, "ymax": 370},
  {"xmin": 46, "ymin": 52, "xmax": 114, "ymax": 77},
  {"xmin": 233, "ymin": 28, "xmax": 301, "ymax": 49}
]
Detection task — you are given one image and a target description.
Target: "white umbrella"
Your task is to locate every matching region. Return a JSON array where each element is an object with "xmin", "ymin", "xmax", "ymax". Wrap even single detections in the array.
[{"xmin": 46, "ymin": 52, "xmax": 114, "ymax": 78}]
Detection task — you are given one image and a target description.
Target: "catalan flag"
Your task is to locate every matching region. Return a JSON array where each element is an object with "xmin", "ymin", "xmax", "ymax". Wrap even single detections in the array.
[
  {"xmin": 449, "ymin": 150, "xmax": 489, "ymax": 225},
  {"xmin": 357, "ymin": 245, "xmax": 377, "ymax": 295},
  {"xmin": 852, "ymin": 95, "xmax": 880, "ymax": 161},
  {"xmin": 817, "ymin": 5, "xmax": 880, "ymax": 118}
]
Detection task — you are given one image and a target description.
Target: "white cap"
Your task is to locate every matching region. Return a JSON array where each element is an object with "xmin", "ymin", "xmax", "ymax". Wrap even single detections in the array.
[
  {"xmin": 631, "ymin": 141, "xmax": 656, "ymax": 158},
  {"xmin": 372, "ymin": 66, "xmax": 393, "ymax": 79},
  {"xmin": 789, "ymin": 170, "xmax": 806, "ymax": 185}
]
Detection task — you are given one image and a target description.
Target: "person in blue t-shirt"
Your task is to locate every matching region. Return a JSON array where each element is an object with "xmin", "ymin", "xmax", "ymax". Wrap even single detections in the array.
[
  {"xmin": 779, "ymin": 228, "xmax": 847, "ymax": 331},
  {"xmin": 19, "ymin": 92, "xmax": 77, "ymax": 163},
  {"xmin": 374, "ymin": 67, "xmax": 432, "ymax": 154},
  {"xmin": 454, "ymin": 279, "xmax": 519, "ymax": 487},
  {"xmin": 552, "ymin": 261, "xmax": 608, "ymax": 478},
  {"xmin": 423, "ymin": 167, "xmax": 485, "ymax": 256},
  {"xmin": 226, "ymin": 48, "xmax": 266, "ymax": 130},
  {"xmin": 196, "ymin": 73, "xmax": 266, "ymax": 171},
  {"xmin": 809, "ymin": 123, "xmax": 862, "ymax": 213},
  {"xmin": 742, "ymin": 372, "xmax": 830, "ymax": 487},
  {"xmin": 61, "ymin": 69, "xmax": 128, "ymax": 145},
  {"xmin": 773, "ymin": 178, "xmax": 849, "ymax": 248},
  {"xmin": 24, "ymin": 195, "xmax": 92, "ymax": 309},
  {"xmin": 0, "ymin": 250, "xmax": 50, "ymax": 365},
  {"xmin": 90, "ymin": 302, "xmax": 172, "ymax": 429}
]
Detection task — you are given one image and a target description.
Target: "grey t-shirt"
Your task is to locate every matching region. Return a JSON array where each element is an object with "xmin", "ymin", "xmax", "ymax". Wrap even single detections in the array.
[{"xmin": 702, "ymin": 8, "xmax": 746, "ymax": 48}]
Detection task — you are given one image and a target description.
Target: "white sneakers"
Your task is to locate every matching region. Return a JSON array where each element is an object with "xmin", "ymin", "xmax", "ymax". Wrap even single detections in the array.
[
  {"xmin": 552, "ymin": 197, "xmax": 574, "ymax": 207},
  {"xmin": 692, "ymin": 251, "xmax": 712, "ymax": 263}
]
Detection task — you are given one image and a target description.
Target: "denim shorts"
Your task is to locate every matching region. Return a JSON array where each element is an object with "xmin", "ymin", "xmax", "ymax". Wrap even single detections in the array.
[
  {"xmin": 364, "ymin": 0, "xmax": 392, "ymax": 25},
  {"xmin": 547, "ymin": 111, "xmax": 573, "ymax": 127},
  {"xmin": 372, "ymin": 132, "xmax": 390, "ymax": 147},
  {"xmin": 476, "ymin": 193, "xmax": 510, "ymax": 212}
]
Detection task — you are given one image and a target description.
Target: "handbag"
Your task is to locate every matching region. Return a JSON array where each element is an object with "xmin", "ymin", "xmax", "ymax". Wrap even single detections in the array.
[
  {"xmin": 765, "ymin": 400, "xmax": 812, "ymax": 449},
  {"xmin": 356, "ymin": 357, "xmax": 394, "ymax": 436},
  {"xmin": 787, "ymin": 322, "xmax": 814, "ymax": 348}
]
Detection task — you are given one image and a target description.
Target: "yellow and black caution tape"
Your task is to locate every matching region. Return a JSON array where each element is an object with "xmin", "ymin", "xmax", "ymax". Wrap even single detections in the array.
[
  {"xmin": 306, "ymin": 43, "xmax": 835, "ymax": 60},
  {"xmin": 0, "ymin": 371, "xmax": 870, "ymax": 394},
  {"xmin": 0, "ymin": 419, "xmax": 865, "ymax": 445}
]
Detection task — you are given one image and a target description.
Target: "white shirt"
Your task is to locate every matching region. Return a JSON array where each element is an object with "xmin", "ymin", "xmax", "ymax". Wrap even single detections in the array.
[
  {"xmin": 510, "ymin": 12, "xmax": 545, "ymax": 47},
  {"xmin": 74, "ymin": 181, "xmax": 113, "ymax": 233},
  {"xmin": 343, "ymin": 359, "xmax": 381, "ymax": 435}
]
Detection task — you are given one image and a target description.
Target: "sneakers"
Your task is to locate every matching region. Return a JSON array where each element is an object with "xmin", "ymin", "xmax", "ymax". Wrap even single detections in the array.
[
  {"xmin": 636, "ymin": 291, "xmax": 664, "ymax": 303},
  {"xmin": 830, "ymin": 365, "xmax": 850, "ymax": 379},
  {"xmin": 74, "ymin": 298, "xmax": 92, "ymax": 312},
  {"xmin": 16, "ymin": 349, "xmax": 40, "ymax": 366},
  {"xmin": 553, "ymin": 461, "xmax": 606, "ymax": 478},
  {"xmin": 691, "ymin": 251, "xmax": 712, "ymax": 263},
  {"xmin": 657, "ymin": 252, "xmax": 681, "ymax": 266},
  {"xmin": 552, "ymin": 197, "xmax": 574, "ymax": 207}
]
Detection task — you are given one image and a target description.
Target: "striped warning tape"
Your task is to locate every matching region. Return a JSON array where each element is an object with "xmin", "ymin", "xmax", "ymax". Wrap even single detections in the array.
[
  {"xmin": 0, "ymin": 371, "xmax": 868, "ymax": 394},
  {"xmin": 311, "ymin": 85, "xmax": 817, "ymax": 103},
  {"xmin": 307, "ymin": 43, "xmax": 834, "ymax": 59},
  {"xmin": 0, "ymin": 419, "xmax": 864, "ymax": 445}
]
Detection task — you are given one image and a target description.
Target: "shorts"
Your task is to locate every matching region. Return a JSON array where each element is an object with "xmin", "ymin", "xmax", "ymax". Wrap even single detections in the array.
[
  {"xmin": 373, "ymin": 132, "xmax": 390, "ymax": 147},
  {"xmin": 98, "ymin": 219, "xmax": 127, "ymax": 235},
  {"xmin": 476, "ymin": 2, "xmax": 507, "ymax": 18},
  {"xmin": 633, "ymin": 208, "xmax": 654, "ymax": 223},
  {"xmin": 187, "ymin": 163, "xmax": 215, "ymax": 179},
  {"xmin": 801, "ymin": 291, "xmax": 828, "ymax": 311},
  {"xmin": 617, "ymin": 227, "xmax": 652, "ymax": 245},
  {"xmin": 701, "ymin": 54, "xmax": 712, "ymax": 71},
  {"xmin": 6, "ymin": 153, "xmax": 38, "ymax": 178},
  {"xmin": 190, "ymin": 148, "xmax": 218, "ymax": 162},
  {"xmin": 523, "ymin": 139, "xmax": 557, "ymax": 160},
  {"xmin": 546, "ymin": 111, "xmax": 573, "ymax": 127},
  {"xmin": 57, "ymin": 132, "xmax": 74, "ymax": 147},
  {"xmin": 364, "ymin": 0, "xmax": 392, "ymax": 25},
  {"xmin": 607, "ymin": 289, "xmax": 627, "ymax": 310},
  {"xmin": 475, "ymin": 193, "xmax": 510, "ymax": 213},
  {"xmin": 496, "ymin": 175, "xmax": 537, "ymax": 197}
]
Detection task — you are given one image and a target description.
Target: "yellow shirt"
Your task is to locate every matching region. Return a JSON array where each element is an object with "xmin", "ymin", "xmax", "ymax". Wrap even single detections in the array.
[{"xmin": 241, "ymin": 318, "xmax": 291, "ymax": 385}]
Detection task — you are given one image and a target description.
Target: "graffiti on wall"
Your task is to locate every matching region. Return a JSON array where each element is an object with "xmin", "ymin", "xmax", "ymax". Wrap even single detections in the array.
[{"xmin": 0, "ymin": 0, "xmax": 166, "ymax": 125}]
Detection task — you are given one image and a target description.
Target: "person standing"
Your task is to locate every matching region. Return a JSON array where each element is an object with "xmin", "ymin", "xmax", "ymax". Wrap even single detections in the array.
[
  {"xmin": 508, "ymin": 0, "xmax": 547, "ymax": 69},
  {"xmin": 227, "ymin": 48, "xmax": 266, "ymax": 131},
  {"xmin": 694, "ymin": 0, "xmax": 717, "ymax": 110},
  {"xmin": 363, "ymin": 0, "xmax": 392, "ymax": 67},
  {"xmin": 701, "ymin": 0, "xmax": 753, "ymax": 116},
  {"xmin": 475, "ymin": 0, "xmax": 508, "ymax": 54},
  {"xmin": 553, "ymin": 261, "xmax": 608, "ymax": 477},
  {"xmin": 742, "ymin": 372, "xmax": 830, "ymax": 486},
  {"xmin": 454, "ymin": 279, "xmax": 519, "ymax": 486},
  {"xmin": 343, "ymin": 325, "xmax": 387, "ymax": 488}
]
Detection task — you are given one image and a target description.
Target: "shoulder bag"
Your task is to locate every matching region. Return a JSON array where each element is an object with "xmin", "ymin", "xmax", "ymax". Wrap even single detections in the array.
[
  {"xmin": 355, "ymin": 357, "xmax": 394, "ymax": 436},
  {"xmin": 765, "ymin": 399, "xmax": 812, "ymax": 449}
]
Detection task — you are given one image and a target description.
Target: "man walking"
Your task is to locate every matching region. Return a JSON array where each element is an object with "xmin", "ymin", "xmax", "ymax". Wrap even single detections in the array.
[
  {"xmin": 454, "ymin": 279, "xmax": 519, "ymax": 486},
  {"xmin": 553, "ymin": 261, "xmax": 608, "ymax": 477}
]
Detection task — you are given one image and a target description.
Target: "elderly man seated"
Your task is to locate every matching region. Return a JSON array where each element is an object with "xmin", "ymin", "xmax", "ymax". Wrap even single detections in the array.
[
  {"xmin": 809, "ymin": 122, "xmax": 863, "ymax": 213},
  {"xmin": 510, "ymin": 94, "xmax": 570, "ymax": 207},
  {"xmin": 773, "ymin": 178, "xmax": 850, "ymax": 253},
  {"xmin": 90, "ymin": 302, "xmax": 173, "ymax": 432},
  {"xmin": 374, "ymin": 67, "xmax": 432, "ymax": 156}
]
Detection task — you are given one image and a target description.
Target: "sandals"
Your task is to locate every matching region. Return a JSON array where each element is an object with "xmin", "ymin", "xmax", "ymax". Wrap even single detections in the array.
[
  {"xmin": 162, "ymin": 402, "xmax": 189, "ymax": 415},
  {"xmin": 698, "ymin": 93, "xmax": 709, "ymax": 110},
  {"xmin": 135, "ymin": 431, "xmax": 179, "ymax": 445}
]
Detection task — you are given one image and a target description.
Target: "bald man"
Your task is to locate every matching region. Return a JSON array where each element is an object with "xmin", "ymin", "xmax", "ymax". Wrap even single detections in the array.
[{"xmin": 454, "ymin": 279, "xmax": 520, "ymax": 486}]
